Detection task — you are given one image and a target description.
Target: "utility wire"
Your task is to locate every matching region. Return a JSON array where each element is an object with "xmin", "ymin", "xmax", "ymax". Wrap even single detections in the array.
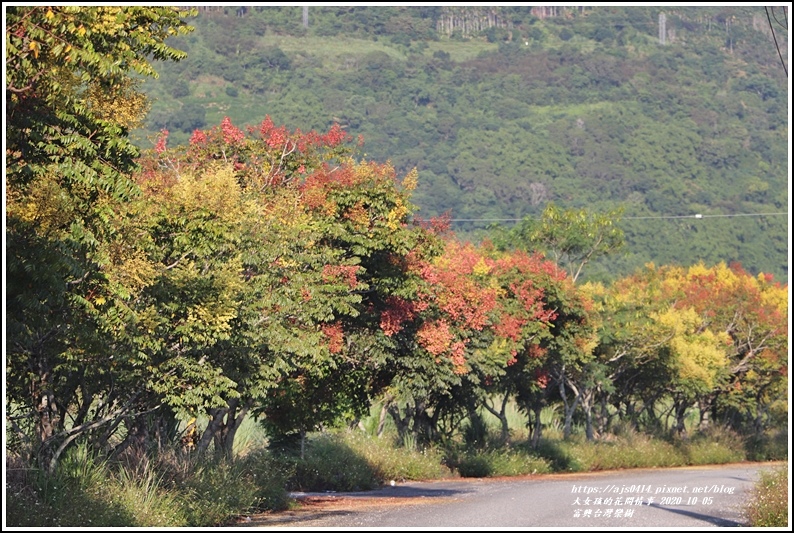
[
  {"xmin": 770, "ymin": 6, "xmax": 787, "ymax": 30},
  {"xmin": 448, "ymin": 212, "xmax": 788, "ymax": 223},
  {"xmin": 622, "ymin": 212, "xmax": 787, "ymax": 220},
  {"xmin": 765, "ymin": 6, "xmax": 788, "ymax": 76}
]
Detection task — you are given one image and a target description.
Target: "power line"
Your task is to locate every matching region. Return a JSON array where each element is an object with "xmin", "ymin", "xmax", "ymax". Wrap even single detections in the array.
[
  {"xmin": 622, "ymin": 212, "xmax": 787, "ymax": 220},
  {"xmin": 447, "ymin": 212, "xmax": 788, "ymax": 223},
  {"xmin": 770, "ymin": 6, "xmax": 787, "ymax": 30},
  {"xmin": 765, "ymin": 6, "xmax": 788, "ymax": 77}
]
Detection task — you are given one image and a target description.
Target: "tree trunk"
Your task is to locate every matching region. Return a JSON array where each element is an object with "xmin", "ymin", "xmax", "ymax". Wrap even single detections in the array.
[
  {"xmin": 376, "ymin": 402, "xmax": 389, "ymax": 437},
  {"xmin": 413, "ymin": 400, "xmax": 436, "ymax": 444},
  {"xmin": 598, "ymin": 395, "xmax": 610, "ymax": 435},
  {"xmin": 482, "ymin": 391, "xmax": 511, "ymax": 443},
  {"xmin": 388, "ymin": 403, "xmax": 411, "ymax": 443},
  {"xmin": 581, "ymin": 389, "xmax": 595, "ymax": 441},
  {"xmin": 213, "ymin": 398, "xmax": 249, "ymax": 460},
  {"xmin": 557, "ymin": 369, "xmax": 580, "ymax": 439},
  {"xmin": 697, "ymin": 394, "xmax": 714, "ymax": 432},
  {"xmin": 196, "ymin": 408, "xmax": 226, "ymax": 456},
  {"xmin": 531, "ymin": 402, "xmax": 543, "ymax": 449},
  {"xmin": 673, "ymin": 398, "xmax": 689, "ymax": 438},
  {"xmin": 34, "ymin": 366, "xmax": 61, "ymax": 455}
]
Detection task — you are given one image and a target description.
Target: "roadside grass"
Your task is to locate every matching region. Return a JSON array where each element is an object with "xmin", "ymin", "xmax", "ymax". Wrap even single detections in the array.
[
  {"xmin": 5, "ymin": 444, "xmax": 183, "ymax": 527},
  {"xmin": 743, "ymin": 464, "xmax": 789, "ymax": 527},
  {"xmin": 341, "ymin": 430, "xmax": 452, "ymax": 482},
  {"xmin": 277, "ymin": 429, "xmax": 452, "ymax": 492},
  {"xmin": 5, "ymin": 441, "xmax": 292, "ymax": 528},
  {"xmin": 744, "ymin": 428, "xmax": 789, "ymax": 462},
  {"xmin": 679, "ymin": 426, "xmax": 747, "ymax": 465},
  {"xmin": 455, "ymin": 449, "xmax": 552, "ymax": 477}
]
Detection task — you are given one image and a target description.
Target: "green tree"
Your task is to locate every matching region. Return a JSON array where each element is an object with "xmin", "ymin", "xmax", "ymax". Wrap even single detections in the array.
[
  {"xmin": 6, "ymin": 6, "xmax": 195, "ymax": 470},
  {"xmin": 502, "ymin": 203, "xmax": 625, "ymax": 283}
]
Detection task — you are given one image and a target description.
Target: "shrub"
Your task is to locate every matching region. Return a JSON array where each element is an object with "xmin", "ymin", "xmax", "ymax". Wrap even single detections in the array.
[
  {"xmin": 456, "ymin": 449, "xmax": 551, "ymax": 478},
  {"xmin": 288, "ymin": 434, "xmax": 378, "ymax": 492},
  {"xmin": 745, "ymin": 429, "xmax": 788, "ymax": 462},
  {"xmin": 243, "ymin": 449, "xmax": 294, "ymax": 512},
  {"xmin": 533, "ymin": 438, "xmax": 585, "ymax": 472},
  {"xmin": 458, "ymin": 455, "xmax": 491, "ymax": 477},
  {"xmin": 342, "ymin": 431, "xmax": 450, "ymax": 482},
  {"xmin": 681, "ymin": 426, "xmax": 746, "ymax": 465}
]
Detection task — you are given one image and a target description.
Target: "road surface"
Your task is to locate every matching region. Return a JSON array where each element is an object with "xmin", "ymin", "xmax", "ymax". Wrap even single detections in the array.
[{"xmin": 232, "ymin": 462, "xmax": 785, "ymax": 528}]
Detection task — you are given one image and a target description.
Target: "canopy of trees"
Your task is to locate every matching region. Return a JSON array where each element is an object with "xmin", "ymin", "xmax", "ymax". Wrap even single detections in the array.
[{"xmin": 6, "ymin": 7, "xmax": 788, "ymax": 474}]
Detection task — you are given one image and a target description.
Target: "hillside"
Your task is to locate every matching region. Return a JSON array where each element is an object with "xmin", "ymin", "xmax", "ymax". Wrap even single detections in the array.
[{"xmin": 133, "ymin": 6, "xmax": 789, "ymax": 283}]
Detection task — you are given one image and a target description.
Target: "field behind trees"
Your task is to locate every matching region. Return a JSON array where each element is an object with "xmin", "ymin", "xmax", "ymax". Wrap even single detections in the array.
[{"xmin": 5, "ymin": 6, "xmax": 789, "ymax": 528}]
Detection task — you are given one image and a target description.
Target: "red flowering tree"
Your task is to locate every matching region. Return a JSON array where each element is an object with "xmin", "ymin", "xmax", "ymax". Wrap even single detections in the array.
[
  {"xmin": 255, "ymin": 159, "xmax": 442, "ymax": 450},
  {"xmin": 376, "ymin": 237, "xmax": 592, "ymax": 446},
  {"xmin": 385, "ymin": 240, "xmax": 503, "ymax": 442},
  {"xmin": 487, "ymin": 247, "xmax": 596, "ymax": 445},
  {"xmin": 142, "ymin": 114, "xmax": 352, "ymax": 191},
  {"xmin": 134, "ymin": 116, "xmax": 442, "ymax": 454}
]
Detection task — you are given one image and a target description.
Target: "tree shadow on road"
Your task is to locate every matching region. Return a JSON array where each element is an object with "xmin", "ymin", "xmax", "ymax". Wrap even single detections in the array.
[{"xmin": 647, "ymin": 502, "xmax": 744, "ymax": 527}]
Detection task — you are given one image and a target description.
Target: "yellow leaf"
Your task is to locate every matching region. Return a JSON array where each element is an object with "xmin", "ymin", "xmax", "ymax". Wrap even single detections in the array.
[
  {"xmin": 29, "ymin": 41, "xmax": 39, "ymax": 58},
  {"xmin": 45, "ymin": 9, "xmax": 55, "ymax": 20},
  {"xmin": 95, "ymin": 296, "xmax": 106, "ymax": 305},
  {"xmin": 472, "ymin": 257, "xmax": 491, "ymax": 276}
]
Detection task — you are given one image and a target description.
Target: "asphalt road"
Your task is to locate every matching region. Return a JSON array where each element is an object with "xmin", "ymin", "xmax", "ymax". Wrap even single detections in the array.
[{"xmin": 234, "ymin": 462, "xmax": 784, "ymax": 528}]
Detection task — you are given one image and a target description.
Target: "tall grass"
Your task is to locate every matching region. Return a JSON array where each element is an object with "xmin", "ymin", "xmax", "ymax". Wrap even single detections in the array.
[
  {"xmin": 456, "ymin": 449, "xmax": 551, "ymax": 477},
  {"xmin": 286, "ymin": 433, "xmax": 379, "ymax": 492},
  {"xmin": 530, "ymin": 425, "xmax": 747, "ymax": 473},
  {"xmin": 113, "ymin": 465, "xmax": 186, "ymax": 527},
  {"xmin": 343, "ymin": 430, "xmax": 451, "ymax": 482},
  {"xmin": 680, "ymin": 426, "xmax": 747, "ymax": 465},
  {"xmin": 284, "ymin": 430, "xmax": 451, "ymax": 491},
  {"xmin": 5, "ymin": 441, "xmax": 292, "ymax": 528},
  {"xmin": 5, "ymin": 444, "xmax": 184, "ymax": 527},
  {"xmin": 743, "ymin": 464, "xmax": 789, "ymax": 527}
]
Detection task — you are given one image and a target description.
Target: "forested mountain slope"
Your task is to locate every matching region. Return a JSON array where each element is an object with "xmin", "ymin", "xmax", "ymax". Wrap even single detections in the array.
[{"xmin": 134, "ymin": 6, "xmax": 789, "ymax": 283}]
